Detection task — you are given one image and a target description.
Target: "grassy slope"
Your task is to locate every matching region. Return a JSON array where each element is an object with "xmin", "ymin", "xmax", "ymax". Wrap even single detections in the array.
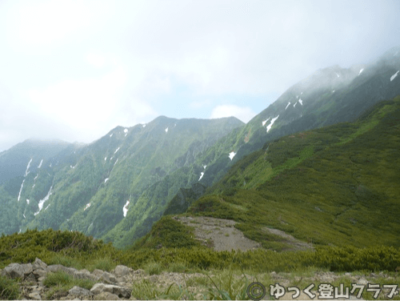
[{"xmin": 162, "ymin": 96, "xmax": 400, "ymax": 251}]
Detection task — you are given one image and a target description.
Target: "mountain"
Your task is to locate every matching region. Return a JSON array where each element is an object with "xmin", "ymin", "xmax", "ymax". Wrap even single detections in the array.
[
  {"xmin": 0, "ymin": 139, "xmax": 73, "ymax": 185},
  {"xmin": 0, "ymin": 116, "xmax": 243, "ymax": 243},
  {"xmin": 137, "ymin": 95, "xmax": 400, "ymax": 250},
  {"xmin": 161, "ymin": 46, "xmax": 400, "ymax": 216},
  {"xmin": 1, "ymin": 46, "xmax": 399, "ymax": 249}
]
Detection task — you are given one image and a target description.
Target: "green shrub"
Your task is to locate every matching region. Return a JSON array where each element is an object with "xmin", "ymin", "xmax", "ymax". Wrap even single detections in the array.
[{"xmin": 0, "ymin": 276, "xmax": 20, "ymax": 300}]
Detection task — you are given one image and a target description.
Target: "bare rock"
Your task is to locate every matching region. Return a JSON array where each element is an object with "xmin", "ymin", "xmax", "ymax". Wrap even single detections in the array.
[
  {"xmin": 68, "ymin": 285, "xmax": 94, "ymax": 298},
  {"xmin": 93, "ymin": 292, "xmax": 120, "ymax": 300},
  {"xmin": 114, "ymin": 265, "xmax": 133, "ymax": 278},
  {"xmin": 92, "ymin": 269, "xmax": 105, "ymax": 278},
  {"xmin": 98, "ymin": 271, "xmax": 118, "ymax": 284},
  {"xmin": 73, "ymin": 270, "xmax": 97, "ymax": 281},
  {"xmin": 33, "ymin": 269, "xmax": 47, "ymax": 279},
  {"xmin": 47, "ymin": 264, "xmax": 77, "ymax": 275},
  {"xmin": 1, "ymin": 263, "xmax": 33, "ymax": 279},
  {"xmin": 24, "ymin": 273, "xmax": 37, "ymax": 283},
  {"xmin": 91, "ymin": 283, "xmax": 131, "ymax": 299},
  {"xmin": 28, "ymin": 292, "xmax": 42, "ymax": 300},
  {"xmin": 32, "ymin": 258, "xmax": 47, "ymax": 271}
]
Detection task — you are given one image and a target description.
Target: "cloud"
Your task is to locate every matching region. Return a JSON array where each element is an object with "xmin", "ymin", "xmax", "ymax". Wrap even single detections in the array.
[{"xmin": 210, "ymin": 105, "xmax": 256, "ymax": 123}]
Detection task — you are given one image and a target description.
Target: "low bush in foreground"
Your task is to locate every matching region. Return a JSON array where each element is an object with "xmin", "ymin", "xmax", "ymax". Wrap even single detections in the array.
[{"xmin": 0, "ymin": 276, "xmax": 20, "ymax": 300}]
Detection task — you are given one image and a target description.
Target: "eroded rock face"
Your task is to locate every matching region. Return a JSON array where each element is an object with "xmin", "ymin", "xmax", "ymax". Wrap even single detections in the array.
[
  {"xmin": 91, "ymin": 283, "xmax": 131, "ymax": 299},
  {"xmin": 1, "ymin": 263, "xmax": 33, "ymax": 279}
]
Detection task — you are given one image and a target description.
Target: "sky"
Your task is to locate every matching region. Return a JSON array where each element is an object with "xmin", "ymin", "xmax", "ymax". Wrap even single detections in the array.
[{"xmin": 0, "ymin": 0, "xmax": 399, "ymax": 152}]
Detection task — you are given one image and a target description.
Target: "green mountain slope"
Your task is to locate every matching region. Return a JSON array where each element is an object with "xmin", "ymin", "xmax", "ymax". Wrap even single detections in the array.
[
  {"xmin": 0, "ymin": 116, "xmax": 243, "ymax": 247},
  {"xmin": 147, "ymin": 96, "xmax": 400, "ymax": 250},
  {"xmin": 162, "ymin": 47, "xmax": 400, "ymax": 217}
]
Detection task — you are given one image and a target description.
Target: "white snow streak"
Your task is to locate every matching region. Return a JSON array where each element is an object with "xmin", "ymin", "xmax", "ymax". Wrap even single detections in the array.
[
  {"xmin": 110, "ymin": 133, "xmax": 113, "ymax": 137},
  {"xmin": 390, "ymin": 71, "xmax": 399, "ymax": 81},
  {"xmin": 293, "ymin": 102, "xmax": 297, "ymax": 108},
  {"xmin": 123, "ymin": 201, "xmax": 130, "ymax": 217},
  {"xmin": 32, "ymin": 184, "xmax": 35, "ymax": 189},
  {"xmin": 34, "ymin": 174, "xmax": 38, "ymax": 180},
  {"xmin": 38, "ymin": 159, "xmax": 43, "ymax": 169},
  {"xmin": 124, "ymin": 129, "xmax": 128, "ymax": 133},
  {"xmin": 335, "ymin": 72, "xmax": 340, "ymax": 78},
  {"xmin": 26, "ymin": 199, "xmax": 30, "ymax": 205},
  {"xmin": 332, "ymin": 90, "xmax": 335, "ymax": 93},
  {"xmin": 199, "ymin": 172, "xmax": 204, "ymax": 181},
  {"xmin": 229, "ymin": 151, "xmax": 236, "ymax": 160},
  {"xmin": 142, "ymin": 124, "xmax": 146, "ymax": 128},
  {"xmin": 23, "ymin": 214, "xmax": 26, "ymax": 219},
  {"xmin": 262, "ymin": 118, "xmax": 270, "ymax": 126},
  {"xmin": 299, "ymin": 99, "xmax": 303, "ymax": 106},
  {"xmin": 44, "ymin": 204, "xmax": 50, "ymax": 211},
  {"xmin": 113, "ymin": 158, "xmax": 119, "ymax": 166},
  {"xmin": 285, "ymin": 102, "xmax": 291, "ymax": 110},
  {"xmin": 203, "ymin": 165, "xmax": 207, "ymax": 169},
  {"xmin": 24, "ymin": 158, "xmax": 33, "ymax": 177},
  {"xmin": 114, "ymin": 147, "xmax": 120, "ymax": 154},
  {"xmin": 266, "ymin": 115, "xmax": 279, "ymax": 133},
  {"xmin": 359, "ymin": 68, "xmax": 364, "ymax": 75},
  {"xmin": 84, "ymin": 203, "xmax": 91, "ymax": 211},
  {"xmin": 17, "ymin": 180, "xmax": 25, "ymax": 201},
  {"xmin": 34, "ymin": 186, "xmax": 53, "ymax": 216},
  {"xmin": 165, "ymin": 127, "xmax": 169, "ymax": 133},
  {"xmin": 70, "ymin": 164, "xmax": 77, "ymax": 169},
  {"xmin": 104, "ymin": 178, "xmax": 109, "ymax": 183},
  {"xmin": 104, "ymin": 157, "xmax": 107, "ymax": 161}
]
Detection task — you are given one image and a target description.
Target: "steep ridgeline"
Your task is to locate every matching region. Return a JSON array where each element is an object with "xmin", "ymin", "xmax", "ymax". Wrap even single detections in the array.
[
  {"xmin": 0, "ymin": 140, "xmax": 76, "ymax": 234},
  {"xmin": 0, "ymin": 117, "xmax": 243, "ymax": 245},
  {"xmin": 161, "ymin": 46, "xmax": 400, "ymax": 218},
  {"xmin": 140, "ymin": 96, "xmax": 400, "ymax": 251}
]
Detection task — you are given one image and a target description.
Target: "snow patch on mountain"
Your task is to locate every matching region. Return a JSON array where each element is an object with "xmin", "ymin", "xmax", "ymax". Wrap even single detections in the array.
[
  {"xmin": 70, "ymin": 164, "xmax": 77, "ymax": 169},
  {"xmin": 34, "ymin": 174, "xmax": 38, "ymax": 181},
  {"xmin": 299, "ymin": 99, "xmax": 303, "ymax": 106},
  {"xmin": 335, "ymin": 72, "xmax": 340, "ymax": 78},
  {"xmin": 199, "ymin": 172, "xmax": 204, "ymax": 181},
  {"xmin": 142, "ymin": 124, "xmax": 146, "ymax": 128},
  {"xmin": 84, "ymin": 203, "xmax": 91, "ymax": 211},
  {"xmin": 203, "ymin": 165, "xmax": 207, "ymax": 169},
  {"xmin": 104, "ymin": 178, "xmax": 109, "ymax": 183},
  {"xmin": 26, "ymin": 199, "xmax": 30, "ymax": 205},
  {"xmin": 229, "ymin": 151, "xmax": 236, "ymax": 160},
  {"xmin": 113, "ymin": 158, "xmax": 119, "ymax": 166},
  {"xmin": 123, "ymin": 201, "xmax": 130, "ymax": 217},
  {"xmin": 104, "ymin": 157, "xmax": 107, "ymax": 161},
  {"xmin": 266, "ymin": 115, "xmax": 279, "ymax": 133},
  {"xmin": 293, "ymin": 102, "xmax": 297, "ymax": 108},
  {"xmin": 390, "ymin": 71, "xmax": 399, "ymax": 81},
  {"xmin": 285, "ymin": 102, "xmax": 291, "ymax": 110},
  {"xmin": 23, "ymin": 214, "xmax": 26, "ymax": 219},
  {"xmin": 24, "ymin": 158, "xmax": 33, "ymax": 177},
  {"xmin": 359, "ymin": 68, "xmax": 364, "ymax": 75},
  {"xmin": 38, "ymin": 159, "xmax": 43, "ymax": 169},
  {"xmin": 165, "ymin": 127, "xmax": 169, "ymax": 133},
  {"xmin": 32, "ymin": 184, "xmax": 35, "ymax": 189},
  {"xmin": 44, "ymin": 204, "xmax": 50, "ymax": 211},
  {"xmin": 124, "ymin": 129, "xmax": 128, "ymax": 133},
  {"xmin": 34, "ymin": 186, "xmax": 53, "ymax": 216},
  {"xmin": 332, "ymin": 90, "xmax": 335, "ymax": 93},
  {"xmin": 262, "ymin": 118, "xmax": 270, "ymax": 126},
  {"xmin": 110, "ymin": 133, "xmax": 113, "ymax": 137},
  {"xmin": 114, "ymin": 147, "xmax": 120, "ymax": 154},
  {"xmin": 18, "ymin": 179, "xmax": 25, "ymax": 202}
]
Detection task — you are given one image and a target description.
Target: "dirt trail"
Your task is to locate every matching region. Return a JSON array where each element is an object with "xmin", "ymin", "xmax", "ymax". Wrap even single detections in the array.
[{"xmin": 174, "ymin": 216, "xmax": 313, "ymax": 252}]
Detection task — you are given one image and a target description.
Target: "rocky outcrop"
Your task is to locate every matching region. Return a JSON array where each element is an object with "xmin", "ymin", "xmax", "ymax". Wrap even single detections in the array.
[{"xmin": 1, "ymin": 258, "xmax": 397, "ymax": 300}]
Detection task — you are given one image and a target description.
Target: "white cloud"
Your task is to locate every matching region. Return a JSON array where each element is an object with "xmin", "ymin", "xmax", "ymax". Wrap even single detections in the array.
[
  {"xmin": 27, "ymin": 63, "xmax": 126, "ymax": 131},
  {"xmin": 210, "ymin": 105, "xmax": 256, "ymax": 123},
  {"xmin": 86, "ymin": 52, "xmax": 106, "ymax": 68},
  {"xmin": 6, "ymin": 0, "xmax": 110, "ymax": 51}
]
